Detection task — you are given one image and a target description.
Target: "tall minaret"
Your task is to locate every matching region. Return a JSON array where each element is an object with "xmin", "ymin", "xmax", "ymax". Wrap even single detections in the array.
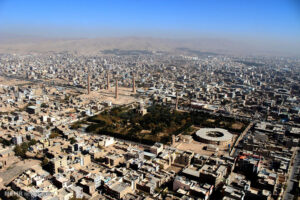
[
  {"xmin": 115, "ymin": 78, "xmax": 118, "ymax": 99},
  {"xmin": 107, "ymin": 72, "xmax": 110, "ymax": 90},
  {"xmin": 87, "ymin": 72, "xmax": 91, "ymax": 95},
  {"xmin": 132, "ymin": 74, "xmax": 136, "ymax": 94},
  {"xmin": 175, "ymin": 92, "xmax": 179, "ymax": 111}
]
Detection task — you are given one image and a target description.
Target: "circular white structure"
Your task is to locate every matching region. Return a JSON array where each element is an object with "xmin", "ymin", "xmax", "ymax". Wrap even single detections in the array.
[{"xmin": 195, "ymin": 128, "xmax": 233, "ymax": 147}]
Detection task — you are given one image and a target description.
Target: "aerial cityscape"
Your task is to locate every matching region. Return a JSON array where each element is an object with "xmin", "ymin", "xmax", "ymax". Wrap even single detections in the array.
[{"xmin": 0, "ymin": 1, "xmax": 299, "ymax": 200}]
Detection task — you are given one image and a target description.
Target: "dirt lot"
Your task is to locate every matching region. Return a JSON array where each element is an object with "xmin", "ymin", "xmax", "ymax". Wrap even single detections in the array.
[
  {"xmin": 0, "ymin": 159, "xmax": 41, "ymax": 187},
  {"xmin": 79, "ymin": 87, "xmax": 138, "ymax": 105},
  {"xmin": 231, "ymin": 122, "xmax": 244, "ymax": 130},
  {"xmin": 0, "ymin": 76, "xmax": 30, "ymax": 86},
  {"xmin": 173, "ymin": 134, "xmax": 237, "ymax": 156},
  {"xmin": 167, "ymin": 165, "xmax": 183, "ymax": 173}
]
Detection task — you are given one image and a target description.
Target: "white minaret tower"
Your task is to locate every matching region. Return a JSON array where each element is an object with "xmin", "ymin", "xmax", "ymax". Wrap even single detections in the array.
[
  {"xmin": 107, "ymin": 72, "xmax": 110, "ymax": 90},
  {"xmin": 87, "ymin": 69, "xmax": 91, "ymax": 95},
  {"xmin": 132, "ymin": 73, "xmax": 136, "ymax": 94},
  {"xmin": 115, "ymin": 77, "xmax": 118, "ymax": 99}
]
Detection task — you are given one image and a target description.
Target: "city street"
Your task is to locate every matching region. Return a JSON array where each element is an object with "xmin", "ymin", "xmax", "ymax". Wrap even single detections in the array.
[{"xmin": 284, "ymin": 148, "xmax": 300, "ymax": 200}]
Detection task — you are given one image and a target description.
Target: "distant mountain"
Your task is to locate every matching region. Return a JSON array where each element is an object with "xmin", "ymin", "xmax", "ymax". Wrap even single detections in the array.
[{"xmin": 0, "ymin": 34, "xmax": 298, "ymax": 57}]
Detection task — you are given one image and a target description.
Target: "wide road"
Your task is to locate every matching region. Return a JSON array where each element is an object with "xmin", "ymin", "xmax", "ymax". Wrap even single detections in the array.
[
  {"xmin": 230, "ymin": 122, "xmax": 254, "ymax": 157},
  {"xmin": 283, "ymin": 148, "xmax": 300, "ymax": 200}
]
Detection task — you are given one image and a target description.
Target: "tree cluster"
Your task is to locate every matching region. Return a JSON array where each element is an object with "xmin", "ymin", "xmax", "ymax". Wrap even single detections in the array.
[
  {"xmin": 13, "ymin": 139, "xmax": 37, "ymax": 158},
  {"xmin": 84, "ymin": 105, "xmax": 247, "ymax": 145}
]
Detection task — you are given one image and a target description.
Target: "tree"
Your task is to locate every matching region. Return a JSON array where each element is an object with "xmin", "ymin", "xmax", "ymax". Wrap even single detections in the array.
[
  {"xmin": 0, "ymin": 138, "xmax": 12, "ymax": 147},
  {"xmin": 7, "ymin": 195, "xmax": 20, "ymax": 200},
  {"xmin": 70, "ymin": 121, "xmax": 82, "ymax": 129},
  {"xmin": 28, "ymin": 139, "xmax": 37, "ymax": 146},
  {"xmin": 41, "ymin": 157, "xmax": 49, "ymax": 166},
  {"xmin": 21, "ymin": 142, "xmax": 29, "ymax": 151},
  {"xmin": 49, "ymin": 132, "xmax": 59, "ymax": 139},
  {"xmin": 41, "ymin": 103, "xmax": 48, "ymax": 108},
  {"xmin": 69, "ymin": 137, "xmax": 77, "ymax": 144},
  {"xmin": 14, "ymin": 145, "xmax": 25, "ymax": 158},
  {"xmin": 14, "ymin": 140, "xmax": 37, "ymax": 158},
  {"xmin": 69, "ymin": 197, "xmax": 88, "ymax": 200},
  {"xmin": 181, "ymin": 119, "xmax": 186, "ymax": 125}
]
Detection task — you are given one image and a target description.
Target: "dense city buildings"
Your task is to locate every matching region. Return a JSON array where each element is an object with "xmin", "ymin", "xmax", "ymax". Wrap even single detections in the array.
[{"xmin": 0, "ymin": 50, "xmax": 299, "ymax": 200}]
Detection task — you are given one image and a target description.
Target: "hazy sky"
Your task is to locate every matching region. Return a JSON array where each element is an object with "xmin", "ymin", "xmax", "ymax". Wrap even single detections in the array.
[{"xmin": 0, "ymin": 0, "xmax": 300, "ymax": 42}]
